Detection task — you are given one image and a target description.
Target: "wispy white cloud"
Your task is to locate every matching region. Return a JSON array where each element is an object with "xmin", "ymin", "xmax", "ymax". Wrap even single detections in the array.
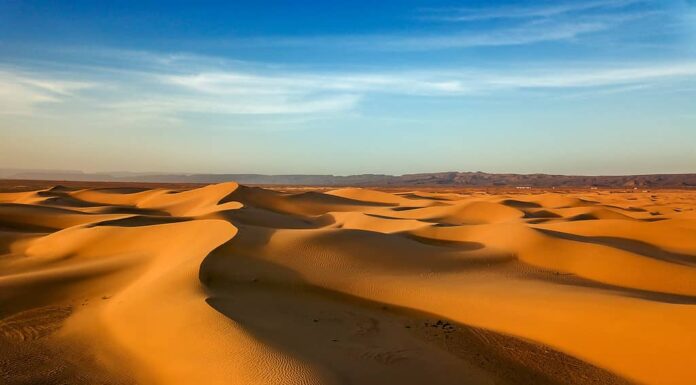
[
  {"xmin": 225, "ymin": 20, "xmax": 610, "ymax": 52},
  {"xmin": 2, "ymin": 51, "xmax": 696, "ymax": 128},
  {"xmin": 361, "ymin": 0, "xmax": 665, "ymax": 51},
  {"xmin": 0, "ymin": 71, "xmax": 93, "ymax": 115},
  {"xmin": 106, "ymin": 94, "xmax": 361, "ymax": 116},
  {"xmin": 485, "ymin": 63, "xmax": 696, "ymax": 88},
  {"xmin": 163, "ymin": 71, "xmax": 475, "ymax": 96},
  {"xmin": 165, "ymin": 61, "xmax": 696, "ymax": 97},
  {"xmin": 422, "ymin": 0, "xmax": 647, "ymax": 22},
  {"xmin": 203, "ymin": 3, "xmax": 662, "ymax": 52},
  {"xmin": 356, "ymin": 22, "xmax": 607, "ymax": 51}
]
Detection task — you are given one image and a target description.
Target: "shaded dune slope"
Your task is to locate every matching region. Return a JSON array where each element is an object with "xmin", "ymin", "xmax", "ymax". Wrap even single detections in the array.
[{"xmin": 2, "ymin": 183, "xmax": 696, "ymax": 384}]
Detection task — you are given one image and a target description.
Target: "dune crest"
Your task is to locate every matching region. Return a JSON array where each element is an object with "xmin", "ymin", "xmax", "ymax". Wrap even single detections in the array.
[{"xmin": 2, "ymin": 183, "xmax": 696, "ymax": 384}]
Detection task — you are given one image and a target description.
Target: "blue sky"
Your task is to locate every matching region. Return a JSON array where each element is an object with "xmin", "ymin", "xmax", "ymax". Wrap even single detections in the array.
[{"xmin": 1, "ymin": 0, "xmax": 695, "ymax": 175}]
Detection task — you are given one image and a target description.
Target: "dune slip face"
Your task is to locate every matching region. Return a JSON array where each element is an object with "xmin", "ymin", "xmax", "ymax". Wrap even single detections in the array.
[{"xmin": 1, "ymin": 182, "xmax": 696, "ymax": 385}]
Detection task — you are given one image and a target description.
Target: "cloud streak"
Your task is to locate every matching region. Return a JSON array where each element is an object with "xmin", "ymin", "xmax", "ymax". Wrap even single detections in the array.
[
  {"xmin": 164, "ymin": 62, "xmax": 696, "ymax": 97},
  {"xmin": 192, "ymin": 2, "xmax": 661, "ymax": 53},
  {"xmin": 0, "ymin": 71, "xmax": 93, "ymax": 115},
  {"xmin": 3, "ymin": 51, "xmax": 696, "ymax": 128},
  {"xmin": 223, "ymin": 20, "xmax": 611, "ymax": 52},
  {"xmin": 421, "ymin": 0, "xmax": 647, "ymax": 22}
]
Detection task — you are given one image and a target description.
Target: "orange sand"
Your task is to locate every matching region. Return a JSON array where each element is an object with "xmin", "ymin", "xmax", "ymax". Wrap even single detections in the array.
[{"xmin": 2, "ymin": 182, "xmax": 696, "ymax": 384}]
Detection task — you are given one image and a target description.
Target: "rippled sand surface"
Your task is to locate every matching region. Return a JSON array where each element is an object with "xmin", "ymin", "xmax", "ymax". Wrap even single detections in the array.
[{"xmin": 2, "ymin": 182, "xmax": 696, "ymax": 385}]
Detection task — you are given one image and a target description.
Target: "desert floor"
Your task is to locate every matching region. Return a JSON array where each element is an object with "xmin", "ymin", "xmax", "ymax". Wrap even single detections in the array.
[{"xmin": 1, "ymin": 181, "xmax": 696, "ymax": 385}]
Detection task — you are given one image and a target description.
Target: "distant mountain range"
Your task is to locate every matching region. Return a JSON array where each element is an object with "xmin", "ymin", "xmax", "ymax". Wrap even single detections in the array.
[{"xmin": 1, "ymin": 169, "xmax": 695, "ymax": 188}]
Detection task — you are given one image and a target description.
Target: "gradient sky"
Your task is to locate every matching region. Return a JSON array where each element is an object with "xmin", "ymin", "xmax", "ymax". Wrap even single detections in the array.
[{"xmin": 1, "ymin": 0, "xmax": 695, "ymax": 175}]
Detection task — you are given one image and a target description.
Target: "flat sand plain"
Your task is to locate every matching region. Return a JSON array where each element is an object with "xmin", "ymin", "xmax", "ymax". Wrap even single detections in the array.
[{"xmin": 1, "ymin": 180, "xmax": 696, "ymax": 385}]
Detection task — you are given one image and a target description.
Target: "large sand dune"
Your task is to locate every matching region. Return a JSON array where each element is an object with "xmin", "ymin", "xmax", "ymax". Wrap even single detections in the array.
[{"xmin": 2, "ymin": 182, "xmax": 696, "ymax": 384}]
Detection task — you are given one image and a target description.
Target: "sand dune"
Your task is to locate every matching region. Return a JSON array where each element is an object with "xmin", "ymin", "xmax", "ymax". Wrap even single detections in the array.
[{"xmin": 2, "ymin": 183, "xmax": 696, "ymax": 384}]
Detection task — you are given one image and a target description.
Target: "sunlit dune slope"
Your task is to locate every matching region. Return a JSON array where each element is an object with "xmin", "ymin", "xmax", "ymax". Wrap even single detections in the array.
[{"xmin": 2, "ymin": 182, "xmax": 696, "ymax": 385}]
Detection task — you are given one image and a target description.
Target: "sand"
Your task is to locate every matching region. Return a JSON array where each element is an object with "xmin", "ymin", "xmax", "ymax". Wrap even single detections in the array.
[{"xmin": 1, "ymin": 182, "xmax": 696, "ymax": 385}]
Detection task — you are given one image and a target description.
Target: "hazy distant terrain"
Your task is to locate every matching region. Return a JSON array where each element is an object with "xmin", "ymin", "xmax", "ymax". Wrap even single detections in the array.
[{"xmin": 2, "ymin": 169, "xmax": 695, "ymax": 188}]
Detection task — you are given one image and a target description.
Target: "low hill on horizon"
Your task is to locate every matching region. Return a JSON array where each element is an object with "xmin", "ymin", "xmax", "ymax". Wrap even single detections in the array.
[{"xmin": 1, "ymin": 169, "xmax": 695, "ymax": 188}]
